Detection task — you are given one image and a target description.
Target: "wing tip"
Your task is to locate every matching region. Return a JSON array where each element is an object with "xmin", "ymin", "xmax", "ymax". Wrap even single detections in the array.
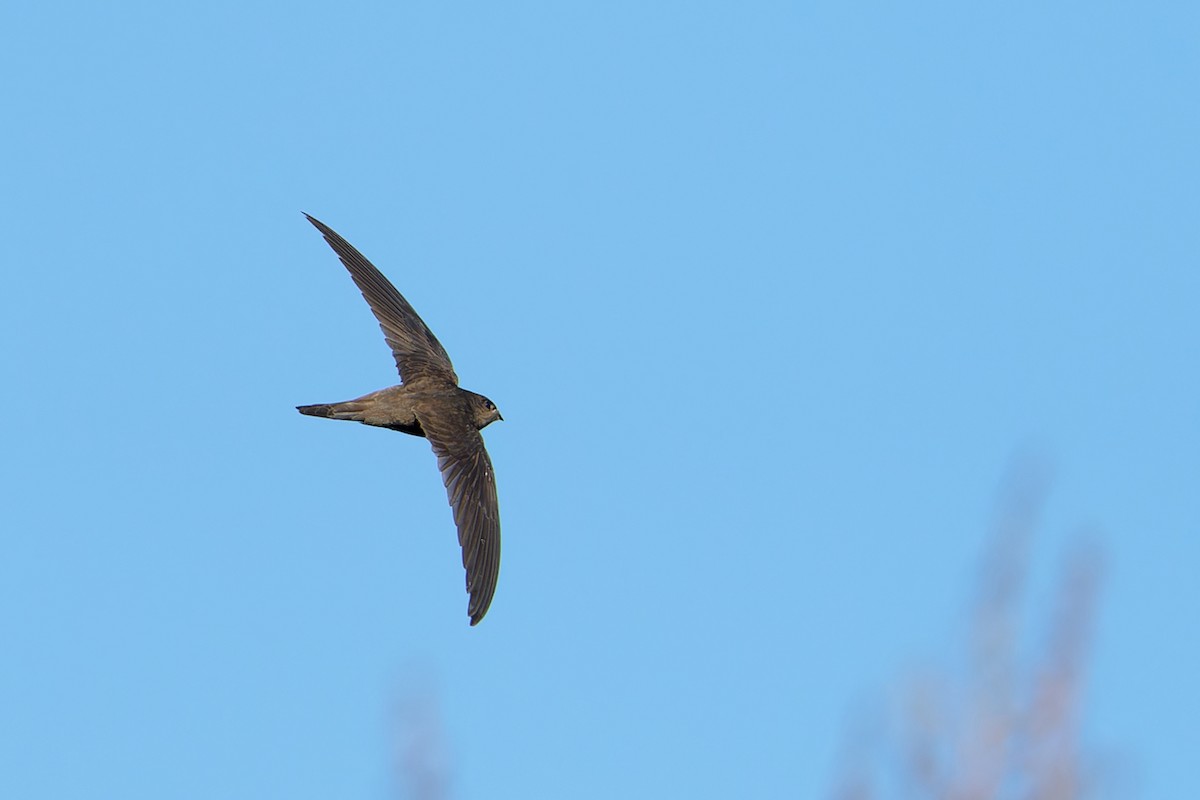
[
  {"xmin": 467, "ymin": 589, "xmax": 496, "ymax": 626},
  {"xmin": 467, "ymin": 596, "xmax": 492, "ymax": 626}
]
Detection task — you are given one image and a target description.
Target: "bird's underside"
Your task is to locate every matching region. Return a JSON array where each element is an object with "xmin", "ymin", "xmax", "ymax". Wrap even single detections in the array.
[
  {"xmin": 297, "ymin": 214, "xmax": 503, "ymax": 626},
  {"xmin": 297, "ymin": 395, "xmax": 427, "ymax": 436}
]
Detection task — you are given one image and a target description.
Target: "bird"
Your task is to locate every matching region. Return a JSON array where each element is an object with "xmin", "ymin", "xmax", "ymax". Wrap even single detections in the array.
[{"xmin": 296, "ymin": 213, "xmax": 503, "ymax": 626}]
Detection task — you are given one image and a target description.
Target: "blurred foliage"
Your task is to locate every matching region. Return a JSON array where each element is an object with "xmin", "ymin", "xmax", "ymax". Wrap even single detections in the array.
[{"xmin": 833, "ymin": 463, "xmax": 1114, "ymax": 800}]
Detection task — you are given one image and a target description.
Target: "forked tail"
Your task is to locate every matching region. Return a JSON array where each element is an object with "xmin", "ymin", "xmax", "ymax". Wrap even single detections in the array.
[{"xmin": 296, "ymin": 401, "xmax": 367, "ymax": 421}]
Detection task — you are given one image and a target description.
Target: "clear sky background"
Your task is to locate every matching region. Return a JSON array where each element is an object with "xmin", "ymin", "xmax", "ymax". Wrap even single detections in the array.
[{"xmin": 2, "ymin": 2, "xmax": 1196, "ymax": 798}]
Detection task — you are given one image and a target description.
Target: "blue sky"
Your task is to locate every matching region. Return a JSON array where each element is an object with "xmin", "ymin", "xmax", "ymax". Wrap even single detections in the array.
[{"xmin": 1, "ymin": 2, "xmax": 1196, "ymax": 797}]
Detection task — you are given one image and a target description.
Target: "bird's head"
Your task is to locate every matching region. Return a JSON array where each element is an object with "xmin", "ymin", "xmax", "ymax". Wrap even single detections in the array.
[{"xmin": 468, "ymin": 392, "xmax": 503, "ymax": 429}]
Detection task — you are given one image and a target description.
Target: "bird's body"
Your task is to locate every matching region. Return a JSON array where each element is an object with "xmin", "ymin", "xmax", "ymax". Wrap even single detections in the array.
[
  {"xmin": 297, "ymin": 214, "xmax": 503, "ymax": 626},
  {"xmin": 298, "ymin": 381, "xmax": 498, "ymax": 437},
  {"xmin": 299, "ymin": 384, "xmax": 426, "ymax": 434}
]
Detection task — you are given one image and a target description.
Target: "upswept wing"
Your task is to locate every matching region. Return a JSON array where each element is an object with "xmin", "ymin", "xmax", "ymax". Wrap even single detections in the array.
[{"xmin": 305, "ymin": 214, "xmax": 458, "ymax": 385}]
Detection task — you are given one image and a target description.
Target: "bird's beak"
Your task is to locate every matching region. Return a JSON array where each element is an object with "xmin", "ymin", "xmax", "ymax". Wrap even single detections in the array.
[{"xmin": 498, "ymin": 413, "xmax": 504, "ymax": 422}]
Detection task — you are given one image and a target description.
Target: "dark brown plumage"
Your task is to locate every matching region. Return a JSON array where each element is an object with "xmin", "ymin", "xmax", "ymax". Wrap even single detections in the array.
[{"xmin": 297, "ymin": 214, "xmax": 503, "ymax": 626}]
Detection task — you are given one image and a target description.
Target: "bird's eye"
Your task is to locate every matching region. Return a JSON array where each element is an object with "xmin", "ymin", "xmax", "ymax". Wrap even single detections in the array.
[{"xmin": 485, "ymin": 400, "xmax": 495, "ymax": 410}]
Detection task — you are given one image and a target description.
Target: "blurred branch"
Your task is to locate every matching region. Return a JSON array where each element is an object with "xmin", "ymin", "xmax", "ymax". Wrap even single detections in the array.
[
  {"xmin": 837, "ymin": 459, "xmax": 1111, "ymax": 799},
  {"xmin": 393, "ymin": 677, "xmax": 451, "ymax": 800}
]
